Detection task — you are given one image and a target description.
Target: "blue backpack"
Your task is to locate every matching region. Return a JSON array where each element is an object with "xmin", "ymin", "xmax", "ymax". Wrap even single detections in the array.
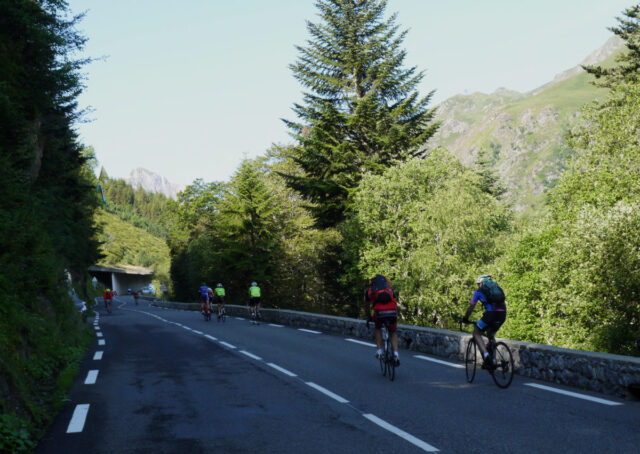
[{"xmin": 479, "ymin": 278, "xmax": 506, "ymax": 309}]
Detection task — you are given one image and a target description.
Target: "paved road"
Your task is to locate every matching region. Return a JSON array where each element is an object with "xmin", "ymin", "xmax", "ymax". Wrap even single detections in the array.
[{"xmin": 37, "ymin": 297, "xmax": 640, "ymax": 453}]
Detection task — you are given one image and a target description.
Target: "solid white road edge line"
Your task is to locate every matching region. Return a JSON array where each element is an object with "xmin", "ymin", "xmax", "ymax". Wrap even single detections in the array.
[
  {"xmin": 219, "ymin": 341, "xmax": 236, "ymax": 349},
  {"xmin": 345, "ymin": 338, "xmax": 376, "ymax": 347},
  {"xmin": 298, "ymin": 328, "xmax": 321, "ymax": 334},
  {"xmin": 363, "ymin": 413, "xmax": 439, "ymax": 452},
  {"xmin": 240, "ymin": 350, "xmax": 262, "ymax": 360},
  {"xmin": 524, "ymin": 383, "xmax": 623, "ymax": 406},
  {"xmin": 305, "ymin": 382, "xmax": 349, "ymax": 403},
  {"xmin": 84, "ymin": 370, "xmax": 99, "ymax": 385},
  {"xmin": 93, "ymin": 351, "xmax": 103, "ymax": 360},
  {"xmin": 414, "ymin": 355, "xmax": 464, "ymax": 369},
  {"xmin": 267, "ymin": 362, "xmax": 297, "ymax": 377},
  {"xmin": 66, "ymin": 404, "xmax": 90, "ymax": 433}
]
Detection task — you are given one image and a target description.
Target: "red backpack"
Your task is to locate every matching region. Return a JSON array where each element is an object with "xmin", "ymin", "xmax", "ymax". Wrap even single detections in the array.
[{"xmin": 367, "ymin": 274, "xmax": 395, "ymax": 305}]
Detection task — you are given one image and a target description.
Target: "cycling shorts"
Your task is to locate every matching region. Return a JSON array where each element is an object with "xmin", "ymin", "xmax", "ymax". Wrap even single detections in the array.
[
  {"xmin": 248, "ymin": 297, "xmax": 260, "ymax": 307},
  {"xmin": 373, "ymin": 309, "xmax": 397, "ymax": 332},
  {"xmin": 200, "ymin": 294, "xmax": 210, "ymax": 303},
  {"xmin": 215, "ymin": 295, "xmax": 225, "ymax": 304},
  {"xmin": 477, "ymin": 311, "xmax": 506, "ymax": 333}
]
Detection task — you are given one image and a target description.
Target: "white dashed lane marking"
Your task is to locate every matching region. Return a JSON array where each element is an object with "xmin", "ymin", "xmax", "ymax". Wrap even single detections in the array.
[
  {"xmin": 98, "ymin": 339, "xmax": 105, "ymax": 346},
  {"xmin": 298, "ymin": 328, "xmax": 321, "ymax": 334},
  {"xmin": 269, "ymin": 323, "xmax": 284, "ymax": 327},
  {"xmin": 305, "ymin": 382, "xmax": 349, "ymax": 403},
  {"xmin": 219, "ymin": 341, "xmax": 236, "ymax": 349},
  {"xmin": 66, "ymin": 404, "xmax": 90, "ymax": 433},
  {"xmin": 414, "ymin": 355, "xmax": 464, "ymax": 369},
  {"xmin": 267, "ymin": 362, "xmax": 297, "ymax": 377},
  {"xmin": 345, "ymin": 338, "xmax": 376, "ymax": 347},
  {"xmin": 84, "ymin": 370, "xmax": 99, "ymax": 385},
  {"xmin": 240, "ymin": 350, "xmax": 262, "ymax": 360},
  {"xmin": 363, "ymin": 413, "xmax": 439, "ymax": 452},
  {"xmin": 524, "ymin": 383, "xmax": 623, "ymax": 406},
  {"xmin": 93, "ymin": 351, "xmax": 103, "ymax": 360}
]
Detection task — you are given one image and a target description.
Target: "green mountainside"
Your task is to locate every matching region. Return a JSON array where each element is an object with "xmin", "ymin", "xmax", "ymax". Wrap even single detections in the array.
[
  {"xmin": 432, "ymin": 36, "xmax": 622, "ymax": 214},
  {"xmin": 95, "ymin": 210, "xmax": 170, "ymax": 283}
]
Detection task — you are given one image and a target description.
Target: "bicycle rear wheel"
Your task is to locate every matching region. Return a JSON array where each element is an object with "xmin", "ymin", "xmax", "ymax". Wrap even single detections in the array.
[
  {"xmin": 465, "ymin": 338, "xmax": 477, "ymax": 383},
  {"xmin": 490, "ymin": 342, "xmax": 514, "ymax": 388},
  {"xmin": 386, "ymin": 339, "xmax": 395, "ymax": 381}
]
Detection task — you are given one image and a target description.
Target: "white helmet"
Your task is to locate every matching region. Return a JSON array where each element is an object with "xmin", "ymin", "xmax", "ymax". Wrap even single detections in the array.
[
  {"xmin": 251, "ymin": 281, "xmax": 257, "ymax": 286},
  {"xmin": 476, "ymin": 275, "xmax": 491, "ymax": 284},
  {"xmin": 217, "ymin": 283, "xmax": 223, "ymax": 287}
]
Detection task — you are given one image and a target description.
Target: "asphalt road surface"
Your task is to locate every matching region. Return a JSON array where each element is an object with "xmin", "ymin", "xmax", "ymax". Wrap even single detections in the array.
[{"xmin": 36, "ymin": 297, "xmax": 640, "ymax": 453}]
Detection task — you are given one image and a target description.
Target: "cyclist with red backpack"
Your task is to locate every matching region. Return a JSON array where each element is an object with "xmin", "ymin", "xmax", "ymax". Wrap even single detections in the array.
[{"xmin": 365, "ymin": 274, "xmax": 400, "ymax": 366}]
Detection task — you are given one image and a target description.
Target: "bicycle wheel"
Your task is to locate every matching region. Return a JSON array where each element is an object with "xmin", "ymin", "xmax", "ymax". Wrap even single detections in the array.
[
  {"xmin": 380, "ymin": 327, "xmax": 388, "ymax": 376},
  {"xmin": 465, "ymin": 338, "xmax": 477, "ymax": 383},
  {"xmin": 490, "ymin": 342, "xmax": 514, "ymax": 388},
  {"xmin": 386, "ymin": 339, "xmax": 395, "ymax": 381}
]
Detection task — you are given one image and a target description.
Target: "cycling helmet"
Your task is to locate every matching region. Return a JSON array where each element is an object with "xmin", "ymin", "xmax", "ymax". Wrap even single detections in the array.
[
  {"xmin": 217, "ymin": 283, "xmax": 223, "ymax": 287},
  {"xmin": 476, "ymin": 275, "xmax": 491, "ymax": 284},
  {"xmin": 251, "ymin": 281, "xmax": 257, "ymax": 286},
  {"xmin": 106, "ymin": 288, "xmax": 111, "ymax": 292}
]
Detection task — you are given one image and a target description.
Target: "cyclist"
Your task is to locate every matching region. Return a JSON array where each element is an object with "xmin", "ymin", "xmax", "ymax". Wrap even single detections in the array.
[
  {"xmin": 248, "ymin": 281, "xmax": 261, "ymax": 319},
  {"xmin": 365, "ymin": 275, "xmax": 400, "ymax": 365},
  {"xmin": 214, "ymin": 283, "xmax": 226, "ymax": 319},
  {"xmin": 133, "ymin": 290, "xmax": 139, "ymax": 305},
  {"xmin": 462, "ymin": 275, "xmax": 507, "ymax": 367},
  {"xmin": 198, "ymin": 283, "xmax": 212, "ymax": 316},
  {"xmin": 103, "ymin": 288, "xmax": 113, "ymax": 312}
]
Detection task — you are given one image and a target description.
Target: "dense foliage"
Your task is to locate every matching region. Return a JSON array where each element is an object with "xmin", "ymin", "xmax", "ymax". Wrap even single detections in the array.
[
  {"xmin": 0, "ymin": 0, "xmax": 98, "ymax": 450},
  {"xmin": 99, "ymin": 170, "xmax": 171, "ymax": 239}
]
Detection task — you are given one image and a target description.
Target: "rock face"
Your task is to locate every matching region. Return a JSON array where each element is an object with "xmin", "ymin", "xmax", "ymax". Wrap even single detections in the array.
[
  {"xmin": 124, "ymin": 167, "xmax": 185, "ymax": 199},
  {"xmin": 431, "ymin": 36, "xmax": 623, "ymax": 214}
]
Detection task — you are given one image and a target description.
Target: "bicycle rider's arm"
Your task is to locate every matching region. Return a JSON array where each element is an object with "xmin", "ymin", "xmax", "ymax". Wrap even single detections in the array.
[
  {"xmin": 364, "ymin": 290, "xmax": 371, "ymax": 319},
  {"xmin": 463, "ymin": 291, "xmax": 481, "ymax": 322}
]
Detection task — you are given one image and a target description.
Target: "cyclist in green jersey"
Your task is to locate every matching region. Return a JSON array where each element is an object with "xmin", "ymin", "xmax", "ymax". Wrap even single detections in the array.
[
  {"xmin": 248, "ymin": 282, "xmax": 261, "ymax": 319},
  {"xmin": 214, "ymin": 283, "xmax": 226, "ymax": 319}
]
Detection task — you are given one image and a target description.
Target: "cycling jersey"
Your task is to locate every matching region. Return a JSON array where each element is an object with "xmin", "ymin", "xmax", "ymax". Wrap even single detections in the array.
[
  {"xmin": 198, "ymin": 286, "xmax": 210, "ymax": 302},
  {"xmin": 215, "ymin": 287, "xmax": 225, "ymax": 297},
  {"xmin": 249, "ymin": 286, "xmax": 261, "ymax": 298},
  {"xmin": 471, "ymin": 290, "xmax": 506, "ymax": 312}
]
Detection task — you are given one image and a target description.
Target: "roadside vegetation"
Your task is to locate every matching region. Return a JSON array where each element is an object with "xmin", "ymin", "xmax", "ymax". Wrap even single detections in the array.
[
  {"xmin": 2, "ymin": 2, "xmax": 640, "ymax": 451},
  {"xmin": 167, "ymin": 1, "xmax": 640, "ymax": 357}
]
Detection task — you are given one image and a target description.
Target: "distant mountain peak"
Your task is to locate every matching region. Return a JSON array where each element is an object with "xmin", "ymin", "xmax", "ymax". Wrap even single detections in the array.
[{"xmin": 124, "ymin": 167, "xmax": 184, "ymax": 199}]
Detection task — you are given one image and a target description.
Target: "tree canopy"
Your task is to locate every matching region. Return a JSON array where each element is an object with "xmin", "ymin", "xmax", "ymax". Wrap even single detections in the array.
[{"xmin": 282, "ymin": 0, "xmax": 438, "ymax": 228}]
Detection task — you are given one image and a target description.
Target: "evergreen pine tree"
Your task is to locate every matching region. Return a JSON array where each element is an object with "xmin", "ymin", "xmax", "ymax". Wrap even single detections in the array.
[
  {"xmin": 282, "ymin": 0, "xmax": 438, "ymax": 228},
  {"xmin": 218, "ymin": 160, "xmax": 280, "ymax": 297},
  {"xmin": 583, "ymin": 4, "xmax": 640, "ymax": 87}
]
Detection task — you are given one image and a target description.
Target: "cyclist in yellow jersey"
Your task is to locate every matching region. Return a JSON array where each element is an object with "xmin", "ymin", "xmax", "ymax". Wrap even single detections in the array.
[
  {"xmin": 214, "ymin": 283, "xmax": 226, "ymax": 319},
  {"xmin": 248, "ymin": 282, "xmax": 261, "ymax": 319}
]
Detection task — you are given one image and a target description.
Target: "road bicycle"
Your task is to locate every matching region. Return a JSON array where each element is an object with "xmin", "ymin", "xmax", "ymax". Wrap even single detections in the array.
[
  {"xmin": 104, "ymin": 298, "xmax": 112, "ymax": 314},
  {"xmin": 368, "ymin": 318, "xmax": 396, "ymax": 381},
  {"xmin": 459, "ymin": 317, "xmax": 514, "ymax": 388},
  {"xmin": 202, "ymin": 303, "xmax": 212, "ymax": 321},
  {"xmin": 249, "ymin": 306, "xmax": 260, "ymax": 325},
  {"xmin": 217, "ymin": 305, "xmax": 226, "ymax": 322}
]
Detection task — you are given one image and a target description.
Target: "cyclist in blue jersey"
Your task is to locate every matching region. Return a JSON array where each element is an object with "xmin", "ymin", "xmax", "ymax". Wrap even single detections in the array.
[
  {"xmin": 198, "ymin": 283, "xmax": 212, "ymax": 315},
  {"xmin": 462, "ymin": 275, "xmax": 507, "ymax": 367}
]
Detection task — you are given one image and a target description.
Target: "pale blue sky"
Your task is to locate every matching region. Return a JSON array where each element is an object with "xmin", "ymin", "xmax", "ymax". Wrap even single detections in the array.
[{"xmin": 67, "ymin": 0, "xmax": 632, "ymax": 187}]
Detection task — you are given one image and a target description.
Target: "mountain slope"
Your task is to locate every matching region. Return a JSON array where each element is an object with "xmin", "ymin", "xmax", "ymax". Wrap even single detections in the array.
[
  {"xmin": 124, "ymin": 167, "xmax": 185, "ymax": 199},
  {"xmin": 95, "ymin": 210, "xmax": 170, "ymax": 280},
  {"xmin": 432, "ymin": 36, "xmax": 622, "ymax": 214}
]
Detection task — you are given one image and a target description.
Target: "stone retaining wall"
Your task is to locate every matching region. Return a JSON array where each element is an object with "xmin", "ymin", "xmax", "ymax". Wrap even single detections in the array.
[{"xmin": 153, "ymin": 301, "xmax": 640, "ymax": 399}]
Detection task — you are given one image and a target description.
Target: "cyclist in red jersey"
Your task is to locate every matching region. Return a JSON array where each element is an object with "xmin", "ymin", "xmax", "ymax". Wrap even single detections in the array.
[{"xmin": 365, "ymin": 275, "xmax": 400, "ymax": 365}]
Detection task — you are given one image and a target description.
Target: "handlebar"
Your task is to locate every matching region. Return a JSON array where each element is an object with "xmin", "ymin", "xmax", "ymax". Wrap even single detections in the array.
[{"xmin": 458, "ymin": 316, "xmax": 476, "ymax": 332}]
